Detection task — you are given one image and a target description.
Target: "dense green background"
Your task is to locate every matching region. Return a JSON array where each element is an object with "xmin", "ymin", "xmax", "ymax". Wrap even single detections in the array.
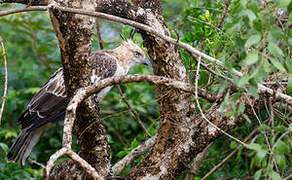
[{"xmin": 0, "ymin": 0, "xmax": 291, "ymax": 179}]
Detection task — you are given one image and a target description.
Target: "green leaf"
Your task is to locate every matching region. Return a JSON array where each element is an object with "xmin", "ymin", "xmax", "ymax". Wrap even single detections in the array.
[
  {"xmin": 241, "ymin": 10, "xmax": 256, "ymax": 22},
  {"xmin": 0, "ymin": 143, "xmax": 8, "ymax": 153},
  {"xmin": 289, "ymin": 13, "xmax": 292, "ymax": 22},
  {"xmin": 274, "ymin": 152, "xmax": 286, "ymax": 169},
  {"xmin": 270, "ymin": 58, "xmax": 286, "ymax": 72},
  {"xmin": 274, "ymin": 140, "xmax": 290, "ymax": 153},
  {"xmin": 287, "ymin": 76, "xmax": 292, "ymax": 95},
  {"xmin": 245, "ymin": 34, "xmax": 261, "ymax": 48},
  {"xmin": 288, "ymin": 38, "xmax": 292, "ymax": 46},
  {"xmin": 244, "ymin": 51, "xmax": 259, "ymax": 65},
  {"xmin": 254, "ymin": 169, "xmax": 262, "ymax": 180},
  {"xmin": 248, "ymin": 85, "xmax": 259, "ymax": 99},
  {"xmin": 277, "ymin": 0, "xmax": 291, "ymax": 8},
  {"xmin": 270, "ymin": 27, "xmax": 283, "ymax": 40},
  {"xmin": 238, "ymin": 74, "xmax": 250, "ymax": 87},
  {"xmin": 289, "ymin": 124, "xmax": 292, "ymax": 132},
  {"xmin": 285, "ymin": 59, "xmax": 292, "ymax": 73},
  {"xmin": 268, "ymin": 170, "xmax": 283, "ymax": 180},
  {"xmin": 116, "ymin": 150, "xmax": 128, "ymax": 158},
  {"xmin": 230, "ymin": 141, "xmax": 237, "ymax": 149},
  {"xmin": 256, "ymin": 149, "xmax": 267, "ymax": 162},
  {"xmin": 243, "ymin": 114, "xmax": 252, "ymax": 123},
  {"xmin": 268, "ymin": 42, "xmax": 284, "ymax": 56},
  {"xmin": 258, "ymin": 124, "xmax": 269, "ymax": 132},
  {"xmin": 263, "ymin": 60, "xmax": 272, "ymax": 73},
  {"xmin": 247, "ymin": 143, "xmax": 262, "ymax": 151}
]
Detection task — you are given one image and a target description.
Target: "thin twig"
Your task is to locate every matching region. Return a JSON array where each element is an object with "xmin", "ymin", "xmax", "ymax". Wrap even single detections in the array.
[
  {"xmin": 0, "ymin": 36, "xmax": 7, "ymax": 124},
  {"xmin": 95, "ymin": 18, "xmax": 104, "ymax": 49},
  {"xmin": 194, "ymin": 57, "xmax": 247, "ymax": 146},
  {"xmin": 217, "ymin": 0, "xmax": 231, "ymax": 28},
  {"xmin": 188, "ymin": 16, "xmax": 223, "ymax": 33},
  {"xmin": 28, "ymin": 158, "xmax": 45, "ymax": 168},
  {"xmin": 116, "ymin": 85, "xmax": 151, "ymax": 137},
  {"xmin": 0, "ymin": 6, "xmax": 47, "ymax": 16},
  {"xmin": 284, "ymin": 174, "xmax": 292, "ymax": 180}
]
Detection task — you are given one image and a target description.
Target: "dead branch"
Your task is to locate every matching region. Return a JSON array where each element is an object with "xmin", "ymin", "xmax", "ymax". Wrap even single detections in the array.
[
  {"xmin": 112, "ymin": 135, "xmax": 156, "ymax": 175},
  {"xmin": 0, "ymin": 36, "xmax": 7, "ymax": 124}
]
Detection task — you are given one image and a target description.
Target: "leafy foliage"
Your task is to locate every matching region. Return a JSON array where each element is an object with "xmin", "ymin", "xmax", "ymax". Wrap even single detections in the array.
[{"xmin": 0, "ymin": 0, "xmax": 291, "ymax": 179}]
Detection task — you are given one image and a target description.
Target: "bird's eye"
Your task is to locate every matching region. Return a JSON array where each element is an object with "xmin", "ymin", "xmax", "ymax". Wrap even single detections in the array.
[{"xmin": 134, "ymin": 51, "xmax": 140, "ymax": 57}]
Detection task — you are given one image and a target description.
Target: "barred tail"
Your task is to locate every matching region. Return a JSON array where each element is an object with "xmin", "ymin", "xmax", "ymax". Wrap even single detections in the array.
[{"xmin": 6, "ymin": 128, "xmax": 43, "ymax": 165}]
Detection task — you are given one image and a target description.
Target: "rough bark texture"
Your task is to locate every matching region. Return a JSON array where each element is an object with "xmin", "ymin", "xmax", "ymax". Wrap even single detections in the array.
[
  {"xmin": 48, "ymin": 0, "xmax": 110, "ymax": 178},
  {"xmin": 2, "ymin": 0, "xmax": 275, "ymax": 179},
  {"xmin": 97, "ymin": 0, "xmax": 193, "ymax": 179},
  {"xmin": 96, "ymin": 1, "xmax": 261, "ymax": 179}
]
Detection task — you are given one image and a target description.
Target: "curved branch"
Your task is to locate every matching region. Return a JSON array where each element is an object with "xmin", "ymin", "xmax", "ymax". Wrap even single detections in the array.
[
  {"xmin": 1, "ymin": 5, "xmax": 291, "ymax": 105},
  {"xmin": 0, "ymin": 6, "xmax": 47, "ymax": 16},
  {"xmin": 62, "ymin": 74, "xmax": 217, "ymax": 148},
  {"xmin": 45, "ymin": 147, "xmax": 104, "ymax": 180},
  {"xmin": 0, "ymin": 37, "xmax": 7, "ymax": 124}
]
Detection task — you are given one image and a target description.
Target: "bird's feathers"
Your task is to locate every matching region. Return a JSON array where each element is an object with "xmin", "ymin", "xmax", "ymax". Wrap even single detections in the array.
[{"xmin": 7, "ymin": 40, "xmax": 149, "ymax": 164}]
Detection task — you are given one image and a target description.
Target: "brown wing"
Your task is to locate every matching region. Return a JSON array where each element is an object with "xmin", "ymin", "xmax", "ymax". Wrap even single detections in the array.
[
  {"xmin": 18, "ymin": 68, "xmax": 69, "ymax": 130},
  {"xmin": 18, "ymin": 51, "xmax": 118, "ymax": 131},
  {"xmin": 89, "ymin": 50, "xmax": 118, "ymax": 80}
]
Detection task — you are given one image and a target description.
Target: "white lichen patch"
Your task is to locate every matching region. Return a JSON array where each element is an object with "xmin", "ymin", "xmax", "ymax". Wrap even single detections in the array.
[
  {"xmin": 145, "ymin": 10, "xmax": 165, "ymax": 35},
  {"xmin": 141, "ymin": 165, "xmax": 168, "ymax": 180},
  {"xmin": 207, "ymin": 124, "xmax": 216, "ymax": 135},
  {"xmin": 82, "ymin": 0, "xmax": 97, "ymax": 11}
]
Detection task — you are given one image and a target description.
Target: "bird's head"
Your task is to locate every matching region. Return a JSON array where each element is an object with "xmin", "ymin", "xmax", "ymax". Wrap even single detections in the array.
[{"xmin": 114, "ymin": 39, "xmax": 150, "ymax": 72}]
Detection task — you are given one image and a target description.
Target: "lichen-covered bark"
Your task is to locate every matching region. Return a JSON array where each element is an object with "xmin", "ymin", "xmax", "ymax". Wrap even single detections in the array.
[
  {"xmin": 96, "ymin": 1, "xmax": 260, "ymax": 179},
  {"xmin": 97, "ymin": 0, "xmax": 195, "ymax": 179},
  {"xmin": 48, "ymin": 0, "xmax": 110, "ymax": 178}
]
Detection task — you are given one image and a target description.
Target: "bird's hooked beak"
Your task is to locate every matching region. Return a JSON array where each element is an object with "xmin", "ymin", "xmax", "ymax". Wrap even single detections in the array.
[{"xmin": 139, "ymin": 56, "xmax": 151, "ymax": 66}]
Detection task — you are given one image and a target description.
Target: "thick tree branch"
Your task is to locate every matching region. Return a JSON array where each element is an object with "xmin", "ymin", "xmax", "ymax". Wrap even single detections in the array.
[
  {"xmin": 1, "ymin": 5, "xmax": 291, "ymax": 105},
  {"xmin": 63, "ymin": 74, "xmax": 220, "ymax": 147},
  {"xmin": 47, "ymin": 74, "xmax": 215, "ymax": 178}
]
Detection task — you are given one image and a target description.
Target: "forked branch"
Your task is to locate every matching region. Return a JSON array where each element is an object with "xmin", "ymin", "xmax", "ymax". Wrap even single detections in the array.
[{"xmin": 1, "ymin": 5, "xmax": 291, "ymax": 105}]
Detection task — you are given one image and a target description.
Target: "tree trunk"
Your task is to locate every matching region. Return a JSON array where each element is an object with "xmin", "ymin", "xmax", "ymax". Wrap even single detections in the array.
[
  {"xmin": 2, "ymin": 0, "xmax": 270, "ymax": 179},
  {"xmin": 48, "ymin": 0, "xmax": 110, "ymax": 178}
]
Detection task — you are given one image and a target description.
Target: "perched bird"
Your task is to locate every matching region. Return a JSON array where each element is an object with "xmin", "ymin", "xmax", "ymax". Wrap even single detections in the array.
[{"xmin": 7, "ymin": 38, "xmax": 150, "ymax": 165}]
